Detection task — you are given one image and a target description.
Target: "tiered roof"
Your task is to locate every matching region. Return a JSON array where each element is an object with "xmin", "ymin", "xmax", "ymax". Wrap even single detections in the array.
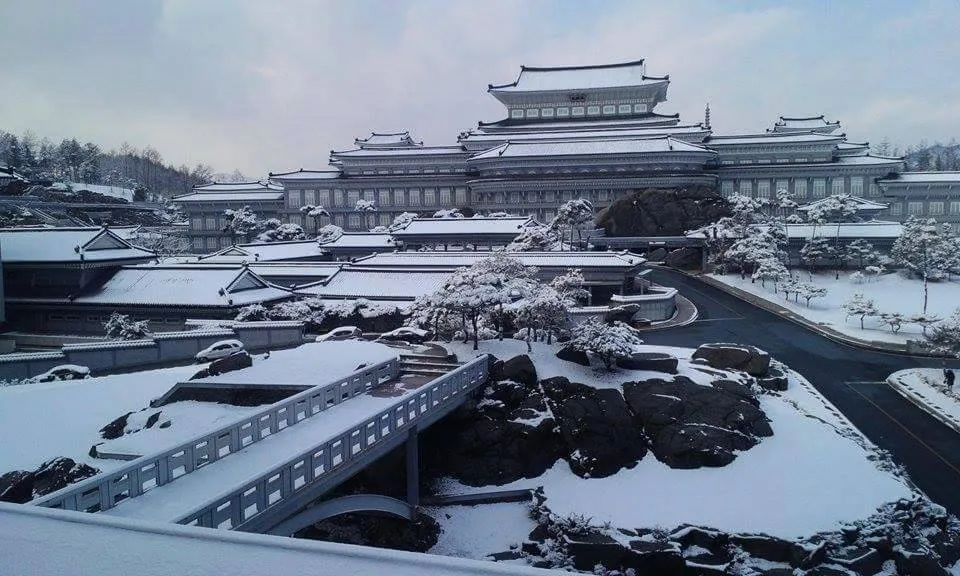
[
  {"xmin": 296, "ymin": 267, "xmax": 452, "ymax": 301},
  {"xmin": 769, "ymin": 115, "xmax": 842, "ymax": 134},
  {"xmin": 268, "ymin": 168, "xmax": 342, "ymax": 182},
  {"xmin": 488, "ymin": 60, "xmax": 663, "ymax": 92},
  {"xmin": 878, "ymin": 171, "xmax": 960, "ymax": 185},
  {"xmin": 354, "ymin": 131, "xmax": 423, "ymax": 149},
  {"xmin": 707, "ymin": 132, "xmax": 844, "ymax": 146},
  {"xmin": 469, "ymin": 136, "xmax": 713, "ymax": 161},
  {"xmin": 389, "ymin": 216, "xmax": 534, "ymax": 237},
  {"xmin": 198, "ymin": 240, "xmax": 326, "ymax": 263},
  {"xmin": 174, "ymin": 181, "xmax": 284, "ymax": 203}
]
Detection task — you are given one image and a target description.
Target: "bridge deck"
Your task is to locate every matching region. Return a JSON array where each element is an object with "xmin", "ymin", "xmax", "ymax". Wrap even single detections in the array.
[{"xmin": 103, "ymin": 373, "xmax": 434, "ymax": 523}]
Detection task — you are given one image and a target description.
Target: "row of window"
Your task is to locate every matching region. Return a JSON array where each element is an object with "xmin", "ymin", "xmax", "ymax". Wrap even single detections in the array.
[
  {"xmin": 287, "ymin": 188, "xmax": 469, "ymax": 209},
  {"xmin": 719, "ymin": 157, "xmax": 830, "ymax": 166},
  {"xmin": 348, "ymin": 167, "xmax": 467, "ymax": 176},
  {"xmin": 474, "ymin": 189, "xmax": 611, "ymax": 204},
  {"xmin": 508, "ymin": 103, "xmax": 649, "ymax": 120},
  {"xmin": 720, "ymin": 177, "xmax": 874, "ymax": 199},
  {"xmin": 893, "ymin": 200, "xmax": 960, "ymax": 217},
  {"xmin": 48, "ymin": 313, "xmax": 180, "ymax": 325}
]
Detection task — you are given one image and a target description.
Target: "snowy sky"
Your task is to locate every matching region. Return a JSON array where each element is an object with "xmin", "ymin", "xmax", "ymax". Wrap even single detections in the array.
[{"xmin": 1, "ymin": 0, "xmax": 958, "ymax": 176}]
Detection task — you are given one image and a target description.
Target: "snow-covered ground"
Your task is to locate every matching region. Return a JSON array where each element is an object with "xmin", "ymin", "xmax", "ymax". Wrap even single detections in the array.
[
  {"xmin": 0, "ymin": 341, "xmax": 400, "ymax": 475},
  {"xmin": 711, "ymin": 271, "xmax": 960, "ymax": 344},
  {"xmin": 426, "ymin": 502, "xmax": 536, "ymax": 560},
  {"xmin": 888, "ymin": 368, "xmax": 960, "ymax": 429},
  {"xmin": 434, "ymin": 340, "xmax": 913, "ymax": 541}
]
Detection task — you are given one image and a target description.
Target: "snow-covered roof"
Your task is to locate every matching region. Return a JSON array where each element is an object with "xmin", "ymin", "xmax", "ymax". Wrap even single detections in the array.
[
  {"xmin": 0, "ymin": 165, "xmax": 27, "ymax": 181},
  {"xmin": 489, "ymin": 60, "xmax": 666, "ymax": 92},
  {"xmin": 707, "ymin": 132, "xmax": 843, "ymax": 146},
  {"xmin": 199, "ymin": 240, "xmax": 326, "ymax": 263},
  {"xmin": 297, "ymin": 267, "xmax": 452, "ymax": 300},
  {"xmin": 460, "ymin": 124, "xmax": 708, "ymax": 145},
  {"xmin": 268, "ymin": 168, "xmax": 342, "ymax": 181},
  {"xmin": 0, "ymin": 227, "xmax": 155, "ymax": 264},
  {"xmin": 354, "ymin": 131, "xmax": 423, "ymax": 149},
  {"xmin": 173, "ymin": 181, "xmax": 284, "ymax": 203},
  {"xmin": 786, "ymin": 221, "xmax": 903, "ymax": 240},
  {"xmin": 797, "ymin": 196, "xmax": 888, "ymax": 212},
  {"xmin": 390, "ymin": 217, "xmax": 534, "ymax": 237},
  {"xmin": 476, "ymin": 114, "xmax": 681, "ymax": 132},
  {"xmin": 878, "ymin": 171, "xmax": 960, "ymax": 185},
  {"xmin": 769, "ymin": 115, "xmax": 842, "ymax": 134},
  {"xmin": 469, "ymin": 137, "xmax": 712, "ymax": 160},
  {"xmin": 833, "ymin": 154, "xmax": 903, "ymax": 166},
  {"xmin": 317, "ymin": 233, "xmax": 397, "ymax": 250},
  {"xmin": 62, "ymin": 265, "xmax": 291, "ymax": 307},
  {"xmin": 353, "ymin": 251, "xmax": 645, "ymax": 270},
  {"xmin": 330, "ymin": 145, "xmax": 465, "ymax": 158},
  {"xmin": 63, "ymin": 182, "xmax": 135, "ymax": 202}
]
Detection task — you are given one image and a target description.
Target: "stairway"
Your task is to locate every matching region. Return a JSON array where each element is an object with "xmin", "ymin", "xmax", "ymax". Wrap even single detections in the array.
[{"xmin": 399, "ymin": 353, "xmax": 462, "ymax": 377}]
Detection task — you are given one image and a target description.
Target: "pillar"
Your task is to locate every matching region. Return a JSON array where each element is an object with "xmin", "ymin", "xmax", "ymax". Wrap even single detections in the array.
[{"xmin": 405, "ymin": 426, "xmax": 419, "ymax": 508}]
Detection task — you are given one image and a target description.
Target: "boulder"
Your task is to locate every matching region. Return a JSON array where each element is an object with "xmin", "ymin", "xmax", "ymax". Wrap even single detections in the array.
[
  {"xmin": 710, "ymin": 379, "xmax": 759, "ymax": 405},
  {"xmin": 647, "ymin": 247, "xmax": 668, "ymax": 261},
  {"xmin": 623, "ymin": 376, "xmax": 772, "ymax": 469},
  {"xmin": 730, "ymin": 534, "xmax": 795, "ymax": 564},
  {"xmin": 757, "ymin": 365, "xmax": 789, "ymax": 392},
  {"xmin": 692, "ymin": 343, "xmax": 771, "ymax": 376},
  {"xmin": 207, "ymin": 351, "xmax": 253, "ymax": 376},
  {"xmin": 549, "ymin": 388, "xmax": 647, "ymax": 478},
  {"xmin": 616, "ymin": 351, "xmax": 679, "ymax": 373},
  {"xmin": 893, "ymin": 541, "xmax": 948, "ymax": 576},
  {"xmin": 555, "ymin": 345, "xmax": 591, "ymax": 367},
  {"xmin": 99, "ymin": 411, "xmax": 133, "ymax": 440},
  {"xmin": 299, "ymin": 512, "xmax": 440, "ymax": 553},
  {"xmin": 0, "ymin": 458, "xmax": 99, "ymax": 503},
  {"xmin": 603, "ymin": 304, "xmax": 641, "ymax": 325},
  {"xmin": 595, "ymin": 186, "xmax": 731, "ymax": 238},
  {"xmin": 492, "ymin": 355, "xmax": 538, "ymax": 388},
  {"xmin": 664, "ymin": 247, "xmax": 703, "ymax": 270},
  {"xmin": 826, "ymin": 546, "xmax": 885, "ymax": 576}
]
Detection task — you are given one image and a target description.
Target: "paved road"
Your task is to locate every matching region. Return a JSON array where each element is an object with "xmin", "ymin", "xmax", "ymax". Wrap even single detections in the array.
[{"xmin": 645, "ymin": 268, "xmax": 960, "ymax": 514}]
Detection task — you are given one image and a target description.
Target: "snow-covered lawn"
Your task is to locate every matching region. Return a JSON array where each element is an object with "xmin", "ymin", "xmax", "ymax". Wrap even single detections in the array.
[
  {"xmin": 711, "ymin": 271, "xmax": 960, "ymax": 344},
  {"xmin": 888, "ymin": 368, "xmax": 960, "ymax": 429},
  {"xmin": 435, "ymin": 340, "xmax": 913, "ymax": 540},
  {"xmin": 0, "ymin": 341, "xmax": 400, "ymax": 475},
  {"xmin": 426, "ymin": 502, "xmax": 536, "ymax": 560}
]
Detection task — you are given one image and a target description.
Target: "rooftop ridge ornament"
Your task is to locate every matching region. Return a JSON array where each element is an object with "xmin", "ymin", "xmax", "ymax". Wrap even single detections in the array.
[{"xmin": 704, "ymin": 103, "xmax": 712, "ymax": 130}]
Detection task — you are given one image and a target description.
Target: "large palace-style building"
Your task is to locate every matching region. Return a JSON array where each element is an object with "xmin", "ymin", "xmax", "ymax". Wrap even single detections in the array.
[{"xmin": 176, "ymin": 59, "xmax": 960, "ymax": 250}]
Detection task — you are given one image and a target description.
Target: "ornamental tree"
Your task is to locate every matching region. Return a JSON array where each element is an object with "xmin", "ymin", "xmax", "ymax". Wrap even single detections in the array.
[
  {"xmin": 550, "ymin": 268, "xmax": 590, "ymax": 306},
  {"xmin": 891, "ymin": 216, "xmax": 954, "ymax": 314},
  {"xmin": 799, "ymin": 237, "xmax": 835, "ymax": 273},
  {"xmin": 752, "ymin": 257, "xmax": 789, "ymax": 291},
  {"xmin": 256, "ymin": 220, "xmax": 306, "ymax": 242},
  {"xmin": 316, "ymin": 224, "xmax": 344, "ymax": 245},
  {"xmin": 506, "ymin": 226, "xmax": 558, "ymax": 251},
  {"xmin": 569, "ymin": 319, "xmax": 643, "ymax": 370},
  {"xmin": 511, "ymin": 285, "xmax": 569, "ymax": 351},
  {"xmin": 924, "ymin": 309, "xmax": 960, "ymax": 358},
  {"xmin": 798, "ymin": 283, "xmax": 828, "ymax": 307},
  {"xmin": 388, "ymin": 212, "xmax": 418, "ymax": 231},
  {"xmin": 844, "ymin": 238, "xmax": 878, "ymax": 270},
  {"xmin": 842, "ymin": 294, "xmax": 878, "ymax": 329},
  {"xmin": 550, "ymin": 199, "xmax": 595, "ymax": 248},
  {"xmin": 300, "ymin": 204, "xmax": 329, "ymax": 230},
  {"xmin": 223, "ymin": 205, "xmax": 261, "ymax": 239},
  {"xmin": 103, "ymin": 312, "xmax": 150, "ymax": 340},
  {"xmin": 354, "ymin": 199, "xmax": 377, "ymax": 230}
]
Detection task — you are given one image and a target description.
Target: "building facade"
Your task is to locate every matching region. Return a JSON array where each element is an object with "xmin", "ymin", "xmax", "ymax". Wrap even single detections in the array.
[
  {"xmin": 173, "ymin": 181, "xmax": 285, "ymax": 252},
  {"xmin": 178, "ymin": 59, "xmax": 960, "ymax": 244}
]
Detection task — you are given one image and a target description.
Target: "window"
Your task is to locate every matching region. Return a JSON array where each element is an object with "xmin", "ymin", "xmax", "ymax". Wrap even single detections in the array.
[
  {"xmin": 618, "ymin": 104, "xmax": 631, "ymax": 114},
  {"xmin": 333, "ymin": 190, "xmax": 344, "ymax": 207},
  {"xmin": 572, "ymin": 106, "xmax": 585, "ymax": 117},
  {"xmin": 543, "ymin": 191, "xmax": 556, "ymax": 203},
  {"xmin": 775, "ymin": 180, "xmax": 789, "ymax": 195},
  {"xmin": 908, "ymin": 201, "xmax": 924, "ymax": 215},
  {"xmin": 408, "ymin": 190, "xmax": 421, "ymax": 206},
  {"xmin": 348, "ymin": 214, "xmax": 361, "ymax": 228},
  {"xmin": 510, "ymin": 109, "xmax": 523, "ymax": 119},
  {"xmin": 739, "ymin": 181, "xmax": 753, "ymax": 196},
  {"xmin": 205, "ymin": 216, "xmax": 217, "ymax": 230},
  {"xmin": 813, "ymin": 179, "xmax": 826, "ymax": 198},
  {"xmin": 929, "ymin": 201, "xmax": 945, "ymax": 215},
  {"xmin": 758, "ymin": 159, "xmax": 771, "ymax": 164},
  {"xmin": 795, "ymin": 180, "xmax": 807, "ymax": 198},
  {"xmin": 740, "ymin": 159, "xmax": 753, "ymax": 165},
  {"xmin": 890, "ymin": 203, "xmax": 903, "ymax": 216},
  {"xmin": 379, "ymin": 213, "xmax": 391, "ymax": 226},
  {"xmin": 633, "ymin": 103, "xmax": 648, "ymax": 114},
  {"xmin": 556, "ymin": 107, "xmax": 570, "ymax": 117},
  {"xmin": 424, "ymin": 188, "xmax": 436, "ymax": 205},
  {"xmin": 455, "ymin": 187, "xmax": 467, "ymax": 204},
  {"xmin": 191, "ymin": 217, "xmax": 202, "ymax": 231},
  {"xmin": 193, "ymin": 237, "xmax": 204, "ymax": 250},
  {"xmin": 597, "ymin": 190, "xmax": 610, "ymax": 202},
  {"xmin": 721, "ymin": 160, "xmax": 734, "ymax": 165},
  {"xmin": 602, "ymin": 105, "xmax": 616, "ymax": 115},
  {"xmin": 951, "ymin": 201, "xmax": 960, "ymax": 214},
  {"xmin": 439, "ymin": 188, "xmax": 452, "ymax": 205},
  {"xmin": 757, "ymin": 180, "xmax": 771, "ymax": 198},
  {"xmin": 205, "ymin": 237, "xmax": 217, "ymax": 250},
  {"xmin": 587, "ymin": 105, "xmax": 601, "ymax": 116},
  {"xmin": 347, "ymin": 190, "xmax": 360, "ymax": 205},
  {"xmin": 776, "ymin": 158, "xmax": 790, "ymax": 163},
  {"xmin": 525, "ymin": 108, "xmax": 539, "ymax": 118},
  {"xmin": 721, "ymin": 181, "xmax": 734, "ymax": 195},
  {"xmin": 850, "ymin": 177, "xmax": 864, "ymax": 196},
  {"xmin": 378, "ymin": 189, "xmax": 391, "ymax": 206},
  {"xmin": 832, "ymin": 178, "xmax": 845, "ymax": 195},
  {"xmin": 318, "ymin": 190, "xmax": 331, "ymax": 205},
  {"xmin": 304, "ymin": 190, "xmax": 316, "ymax": 205},
  {"xmin": 795, "ymin": 158, "xmax": 807, "ymax": 163},
  {"xmin": 288, "ymin": 191, "xmax": 302, "ymax": 208},
  {"xmin": 290, "ymin": 214, "xmax": 303, "ymax": 226},
  {"xmin": 509, "ymin": 191, "xmax": 521, "ymax": 203},
  {"xmin": 543, "ymin": 210, "xmax": 555, "ymax": 222},
  {"xmin": 541, "ymin": 108, "xmax": 554, "ymax": 118}
]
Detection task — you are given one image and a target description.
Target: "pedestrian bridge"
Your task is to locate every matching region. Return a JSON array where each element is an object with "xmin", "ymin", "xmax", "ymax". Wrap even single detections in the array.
[{"xmin": 30, "ymin": 352, "xmax": 491, "ymax": 534}]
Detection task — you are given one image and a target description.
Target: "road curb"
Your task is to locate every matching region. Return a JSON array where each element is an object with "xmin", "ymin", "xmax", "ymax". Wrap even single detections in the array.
[
  {"xmin": 887, "ymin": 374, "xmax": 960, "ymax": 436},
  {"xmin": 658, "ymin": 265, "xmax": 943, "ymax": 359}
]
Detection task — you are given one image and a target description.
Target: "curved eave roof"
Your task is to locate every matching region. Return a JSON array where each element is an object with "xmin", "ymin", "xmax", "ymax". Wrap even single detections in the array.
[{"xmin": 469, "ymin": 137, "xmax": 715, "ymax": 161}]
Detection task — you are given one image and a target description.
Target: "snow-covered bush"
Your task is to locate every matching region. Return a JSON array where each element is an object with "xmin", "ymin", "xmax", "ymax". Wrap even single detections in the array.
[
  {"xmin": 879, "ymin": 312, "xmax": 906, "ymax": 333},
  {"xmin": 256, "ymin": 221, "xmax": 306, "ymax": 243},
  {"xmin": 849, "ymin": 271, "xmax": 865, "ymax": 284},
  {"xmin": 908, "ymin": 313, "xmax": 942, "ymax": 337},
  {"xmin": 925, "ymin": 309, "xmax": 960, "ymax": 358},
  {"xmin": 234, "ymin": 303, "xmax": 269, "ymax": 322},
  {"xmin": 506, "ymin": 226, "xmax": 558, "ymax": 251},
  {"xmin": 315, "ymin": 224, "xmax": 344, "ymax": 244},
  {"xmin": 300, "ymin": 204, "xmax": 329, "ymax": 229},
  {"xmin": 223, "ymin": 205, "xmax": 260, "ymax": 237},
  {"xmin": 550, "ymin": 269, "xmax": 590, "ymax": 306},
  {"xmin": 752, "ymin": 257, "xmax": 788, "ymax": 290},
  {"xmin": 569, "ymin": 319, "xmax": 643, "ymax": 370},
  {"xmin": 797, "ymin": 283, "xmax": 828, "ymax": 307},
  {"xmin": 432, "ymin": 208, "xmax": 463, "ymax": 219},
  {"xmin": 842, "ymin": 294, "xmax": 878, "ymax": 329},
  {"xmin": 387, "ymin": 212, "xmax": 418, "ymax": 231},
  {"xmin": 103, "ymin": 312, "xmax": 150, "ymax": 340}
]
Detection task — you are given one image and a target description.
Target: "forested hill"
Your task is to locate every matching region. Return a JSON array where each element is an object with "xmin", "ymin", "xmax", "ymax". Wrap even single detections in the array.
[
  {"xmin": 0, "ymin": 129, "xmax": 247, "ymax": 200},
  {"xmin": 874, "ymin": 138, "xmax": 960, "ymax": 171}
]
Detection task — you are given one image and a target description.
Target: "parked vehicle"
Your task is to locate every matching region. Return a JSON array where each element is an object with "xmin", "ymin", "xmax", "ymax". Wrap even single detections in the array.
[
  {"xmin": 315, "ymin": 326, "xmax": 363, "ymax": 342},
  {"xmin": 195, "ymin": 339, "xmax": 245, "ymax": 362},
  {"xmin": 27, "ymin": 364, "xmax": 91, "ymax": 383},
  {"xmin": 375, "ymin": 327, "xmax": 430, "ymax": 344}
]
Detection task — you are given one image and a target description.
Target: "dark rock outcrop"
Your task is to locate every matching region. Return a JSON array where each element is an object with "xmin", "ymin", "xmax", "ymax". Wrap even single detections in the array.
[
  {"xmin": 492, "ymin": 354, "xmax": 538, "ymax": 388},
  {"xmin": 692, "ymin": 343, "xmax": 771, "ymax": 377},
  {"xmin": 0, "ymin": 458, "xmax": 99, "ymax": 503},
  {"xmin": 595, "ymin": 186, "xmax": 730, "ymax": 237},
  {"xmin": 664, "ymin": 247, "xmax": 703, "ymax": 270},
  {"xmin": 555, "ymin": 345, "xmax": 590, "ymax": 367},
  {"xmin": 297, "ymin": 512, "xmax": 440, "ymax": 553},
  {"xmin": 623, "ymin": 376, "xmax": 772, "ymax": 468},
  {"xmin": 616, "ymin": 351, "xmax": 679, "ymax": 373},
  {"xmin": 758, "ymin": 365, "xmax": 790, "ymax": 392},
  {"xmin": 99, "ymin": 411, "xmax": 133, "ymax": 440}
]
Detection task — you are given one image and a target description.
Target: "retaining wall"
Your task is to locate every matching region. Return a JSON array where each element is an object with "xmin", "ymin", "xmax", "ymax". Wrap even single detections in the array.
[{"xmin": 0, "ymin": 322, "xmax": 304, "ymax": 381}]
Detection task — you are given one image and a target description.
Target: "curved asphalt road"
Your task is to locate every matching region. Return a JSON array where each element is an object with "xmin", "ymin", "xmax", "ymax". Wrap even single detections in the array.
[{"xmin": 645, "ymin": 268, "xmax": 960, "ymax": 515}]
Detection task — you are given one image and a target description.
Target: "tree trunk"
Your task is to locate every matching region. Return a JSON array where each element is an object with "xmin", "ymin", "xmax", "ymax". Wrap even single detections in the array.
[
  {"xmin": 923, "ymin": 272, "xmax": 929, "ymax": 315},
  {"xmin": 471, "ymin": 315, "xmax": 479, "ymax": 351}
]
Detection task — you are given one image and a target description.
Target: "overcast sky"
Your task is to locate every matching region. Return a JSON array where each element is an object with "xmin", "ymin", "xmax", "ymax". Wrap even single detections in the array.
[{"xmin": 1, "ymin": 0, "xmax": 958, "ymax": 177}]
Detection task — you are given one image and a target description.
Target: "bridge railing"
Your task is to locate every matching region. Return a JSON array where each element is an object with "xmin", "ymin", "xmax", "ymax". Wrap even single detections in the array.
[
  {"xmin": 177, "ymin": 354, "xmax": 491, "ymax": 530},
  {"xmin": 31, "ymin": 358, "xmax": 400, "ymax": 513}
]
